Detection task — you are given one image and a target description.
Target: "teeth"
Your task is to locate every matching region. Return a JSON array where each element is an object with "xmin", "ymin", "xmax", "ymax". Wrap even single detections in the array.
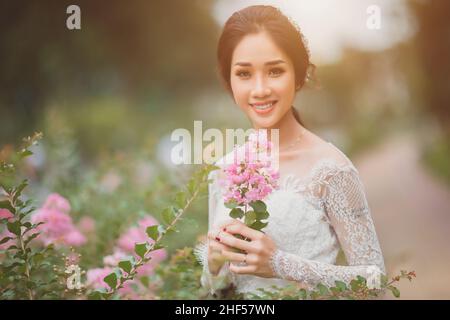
[{"xmin": 252, "ymin": 102, "xmax": 274, "ymax": 110}]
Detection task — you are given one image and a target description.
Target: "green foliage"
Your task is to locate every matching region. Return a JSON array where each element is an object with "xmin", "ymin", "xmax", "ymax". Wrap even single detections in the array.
[
  {"xmin": 244, "ymin": 270, "xmax": 416, "ymax": 300},
  {"xmin": 0, "ymin": 133, "xmax": 67, "ymax": 299},
  {"xmin": 87, "ymin": 164, "xmax": 219, "ymax": 300},
  {"xmin": 154, "ymin": 247, "xmax": 209, "ymax": 299}
]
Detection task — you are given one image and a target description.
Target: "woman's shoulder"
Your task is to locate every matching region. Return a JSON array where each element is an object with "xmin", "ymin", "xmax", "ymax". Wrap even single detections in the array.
[{"xmin": 305, "ymin": 131, "xmax": 358, "ymax": 175}]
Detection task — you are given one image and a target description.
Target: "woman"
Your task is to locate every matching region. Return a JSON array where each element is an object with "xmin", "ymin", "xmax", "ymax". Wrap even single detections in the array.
[{"xmin": 196, "ymin": 5, "xmax": 385, "ymax": 297}]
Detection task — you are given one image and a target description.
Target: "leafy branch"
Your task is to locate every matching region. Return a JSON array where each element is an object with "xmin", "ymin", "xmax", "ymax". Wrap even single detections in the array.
[
  {"xmin": 88, "ymin": 164, "xmax": 219, "ymax": 300},
  {"xmin": 246, "ymin": 270, "xmax": 417, "ymax": 300},
  {"xmin": 0, "ymin": 132, "xmax": 63, "ymax": 299}
]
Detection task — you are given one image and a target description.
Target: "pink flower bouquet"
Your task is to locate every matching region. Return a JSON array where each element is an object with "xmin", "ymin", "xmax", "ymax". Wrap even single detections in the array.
[{"xmin": 220, "ymin": 130, "xmax": 279, "ymax": 232}]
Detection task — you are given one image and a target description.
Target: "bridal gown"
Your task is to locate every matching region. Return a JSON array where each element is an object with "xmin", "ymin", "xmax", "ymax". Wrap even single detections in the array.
[{"xmin": 195, "ymin": 142, "xmax": 386, "ymax": 296}]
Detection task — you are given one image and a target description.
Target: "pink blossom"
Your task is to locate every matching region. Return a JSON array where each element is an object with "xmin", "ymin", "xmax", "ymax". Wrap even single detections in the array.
[
  {"xmin": 42, "ymin": 193, "xmax": 71, "ymax": 214},
  {"xmin": 86, "ymin": 267, "xmax": 145, "ymax": 299},
  {"xmin": 114, "ymin": 215, "xmax": 167, "ymax": 274},
  {"xmin": 221, "ymin": 142, "xmax": 279, "ymax": 206},
  {"xmin": 30, "ymin": 193, "xmax": 86, "ymax": 247},
  {"xmin": 86, "ymin": 267, "xmax": 114, "ymax": 290},
  {"xmin": 78, "ymin": 216, "xmax": 96, "ymax": 234},
  {"xmin": 65, "ymin": 229, "xmax": 87, "ymax": 246},
  {"xmin": 0, "ymin": 209, "xmax": 14, "ymax": 221}
]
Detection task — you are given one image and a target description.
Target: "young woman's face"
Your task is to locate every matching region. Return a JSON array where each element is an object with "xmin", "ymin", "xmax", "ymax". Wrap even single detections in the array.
[{"xmin": 230, "ymin": 31, "xmax": 296, "ymax": 129}]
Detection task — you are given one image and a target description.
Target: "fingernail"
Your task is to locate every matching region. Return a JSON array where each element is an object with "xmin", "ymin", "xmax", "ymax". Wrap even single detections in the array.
[{"xmin": 215, "ymin": 237, "xmax": 220, "ymax": 242}]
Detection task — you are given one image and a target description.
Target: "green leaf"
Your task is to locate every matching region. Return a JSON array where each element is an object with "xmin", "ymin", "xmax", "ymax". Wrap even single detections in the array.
[
  {"xmin": 255, "ymin": 210, "xmax": 269, "ymax": 220},
  {"xmin": 389, "ymin": 286, "xmax": 400, "ymax": 298},
  {"xmin": 0, "ymin": 237, "xmax": 13, "ymax": 245},
  {"xmin": 24, "ymin": 232, "xmax": 40, "ymax": 246},
  {"xmin": 88, "ymin": 291, "xmax": 105, "ymax": 300},
  {"xmin": 187, "ymin": 179, "xmax": 197, "ymax": 195},
  {"xmin": 161, "ymin": 207, "xmax": 176, "ymax": 225},
  {"xmin": 335, "ymin": 280, "xmax": 347, "ymax": 292},
  {"xmin": 7, "ymin": 221, "xmax": 21, "ymax": 236},
  {"xmin": 103, "ymin": 272, "xmax": 118, "ymax": 289},
  {"xmin": 249, "ymin": 220, "xmax": 268, "ymax": 231},
  {"xmin": 244, "ymin": 211, "xmax": 257, "ymax": 225},
  {"xmin": 225, "ymin": 200, "xmax": 238, "ymax": 209},
  {"xmin": 13, "ymin": 180, "xmax": 28, "ymax": 202},
  {"xmin": 249, "ymin": 200, "xmax": 266, "ymax": 213},
  {"xmin": 134, "ymin": 242, "xmax": 148, "ymax": 259},
  {"xmin": 152, "ymin": 243, "xmax": 165, "ymax": 251},
  {"xmin": 350, "ymin": 279, "xmax": 360, "ymax": 292},
  {"xmin": 118, "ymin": 260, "xmax": 133, "ymax": 274},
  {"xmin": 229, "ymin": 208, "xmax": 244, "ymax": 219},
  {"xmin": 317, "ymin": 283, "xmax": 330, "ymax": 296},
  {"xmin": 18, "ymin": 150, "xmax": 33, "ymax": 159},
  {"xmin": 174, "ymin": 192, "xmax": 186, "ymax": 209},
  {"xmin": 0, "ymin": 200, "xmax": 15, "ymax": 214},
  {"xmin": 146, "ymin": 225, "xmax": 159, "ymax": 241}
]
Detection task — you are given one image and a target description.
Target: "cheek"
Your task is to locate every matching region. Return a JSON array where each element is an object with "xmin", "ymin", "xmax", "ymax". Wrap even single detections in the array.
[{"xmin": 231, "ymin": 80, "xmax": 249, "ymax": 107}]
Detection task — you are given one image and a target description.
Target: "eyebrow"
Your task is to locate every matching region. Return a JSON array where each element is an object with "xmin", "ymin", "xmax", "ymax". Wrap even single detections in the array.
[{"xmin": 233, "ymin": 59, "xmax": 286, "ymax": 67}]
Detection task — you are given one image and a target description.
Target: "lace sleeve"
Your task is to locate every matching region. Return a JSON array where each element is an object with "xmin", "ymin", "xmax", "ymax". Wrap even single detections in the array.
[
  {"xmin": 270, "ymin": 167, "xmax": 386, "ymax": 289},
  {"xmin": 194, "ymin": 170, "xmax": 233, "ymax": 295}
]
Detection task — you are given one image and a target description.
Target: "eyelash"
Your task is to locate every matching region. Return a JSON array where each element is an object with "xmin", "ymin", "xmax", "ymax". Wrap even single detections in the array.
[{"xmin": 235, "ymin": 68, "xmax": 285, "ymax": 79}]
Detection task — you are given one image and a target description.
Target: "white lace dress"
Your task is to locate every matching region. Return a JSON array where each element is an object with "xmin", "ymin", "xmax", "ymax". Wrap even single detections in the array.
[{"xmin": 195, "ymin": 143, "xmax": 386, "ymax": 296}]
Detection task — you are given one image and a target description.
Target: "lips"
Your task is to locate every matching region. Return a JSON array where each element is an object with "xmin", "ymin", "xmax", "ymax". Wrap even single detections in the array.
[{"xmin": 249, "ymin": 100, "xmax": 278, "ymax": 114}]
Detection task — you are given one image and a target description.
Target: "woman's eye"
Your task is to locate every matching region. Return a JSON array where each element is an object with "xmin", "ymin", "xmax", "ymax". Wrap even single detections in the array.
[
  {"xmin": 236, "ymin": 70, "xmax": 251, "ymax": 78},
  {"xmin": 269, "ymin": 68, "xmax": 284, "ymax": 77},
  {"xmin": 236, "ymin": 68, "xmax": 284, "ymax": 78}
]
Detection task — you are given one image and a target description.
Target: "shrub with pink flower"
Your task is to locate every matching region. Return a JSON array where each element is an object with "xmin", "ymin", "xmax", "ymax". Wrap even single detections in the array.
[
  {"xmin": 221, "ymin": 130, "xmax": 279, "ymax": 231},
  {"xmin": 30, "ymin": 193, "xmax": 86, "ymax": 247},
  {"xmin": 86, "ymin": 215, "xmax": 167, "ymax": 299},
  {"xmin": 116, "ymin": 216, "xmax": 167, "ymax": 273}
]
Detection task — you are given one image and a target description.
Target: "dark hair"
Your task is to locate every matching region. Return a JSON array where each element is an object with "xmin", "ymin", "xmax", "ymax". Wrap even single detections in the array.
[{"xmin": 217, "ymin": 5, "xmax": 314, "ymax": 126}]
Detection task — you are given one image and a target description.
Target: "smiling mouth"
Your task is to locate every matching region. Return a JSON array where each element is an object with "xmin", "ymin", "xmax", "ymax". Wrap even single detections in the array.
[{"xmin": 249, "ymin": 100, "xmax": 278, "ymax": 114}]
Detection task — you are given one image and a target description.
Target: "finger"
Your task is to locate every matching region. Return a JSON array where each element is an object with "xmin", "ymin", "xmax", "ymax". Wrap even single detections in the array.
[
  {"xmin": 217, "ymin": 232, "xmax": 254, "ymax": 252},
  {"xmin": 209, "ymin": 239, "xmax": 229, "ymax": 252},
  {"xmin": 223, "ymin": 222, "xmax": 263, "ymax": 241},
  {"xmin": 229, "ymin": 263, "xmax": 257, "ymax": 275},
  {"xmin": 221, "ymin": 249, "xmax": 247, "ymax": 263},
  {"xmin": 207, "ymin": 230, "xmax": 224, "ymax": 241},
  {"xmin": 216, "ymin": 219, "xmax": 237, "ymax": 229}
]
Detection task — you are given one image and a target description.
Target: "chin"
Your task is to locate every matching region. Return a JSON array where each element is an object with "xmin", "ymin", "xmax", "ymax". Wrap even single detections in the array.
[
  {"xmin": 247, "ymin": 108, "xmax": 286, "ymax": 129},
  {"xmin": 247, "ymin": 115, "xmax": 280, "ymax": 129}
]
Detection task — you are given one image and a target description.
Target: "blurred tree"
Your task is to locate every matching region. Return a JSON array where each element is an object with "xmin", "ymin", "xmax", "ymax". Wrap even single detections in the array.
[
  {"xmin": 410, "ymin": 0, "xmax": 450, "ymax": 135},
  {"xmin": 0, "ymin": 0, "xmax": 219, "ymax": 143}
]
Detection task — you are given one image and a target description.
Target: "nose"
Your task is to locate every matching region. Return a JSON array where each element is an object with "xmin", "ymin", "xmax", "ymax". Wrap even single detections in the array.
[{"xmin": 251, "ymin": 75, "xmax": 271, "ymax": 98}]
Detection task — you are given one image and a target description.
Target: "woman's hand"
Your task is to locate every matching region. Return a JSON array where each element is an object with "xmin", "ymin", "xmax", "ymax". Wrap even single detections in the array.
[
  {"xmin": 206, "ymin": 220, "xmax": 236, "ymax": 275},
  {"xmin": 216, "ymin": 219, "xmax": 277, "ymax": 278}
]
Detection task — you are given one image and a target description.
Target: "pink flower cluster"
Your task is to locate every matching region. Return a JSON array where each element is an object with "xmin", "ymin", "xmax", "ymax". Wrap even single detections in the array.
[
  {"xmin": 222, "ymin": 131, "xmax": 279, "ymax": 206},
  {"xmin": 30, "ymin": 193, "xmax": 87, "ymax": 247},
  {"xmin": 86, "ymin": 215, "xmax": 167, "ymax": 298}
]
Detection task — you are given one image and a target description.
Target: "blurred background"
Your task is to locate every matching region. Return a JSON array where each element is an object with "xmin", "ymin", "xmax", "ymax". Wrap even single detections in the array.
[{"xmin": 0, "ymin": 0, "xmax": 449, "ymax": 299}]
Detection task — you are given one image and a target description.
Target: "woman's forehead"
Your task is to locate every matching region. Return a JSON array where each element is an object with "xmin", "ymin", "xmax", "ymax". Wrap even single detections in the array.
[{"xmin": 231, "ymin": 32, "xmax": 290, "ymax": 67}]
